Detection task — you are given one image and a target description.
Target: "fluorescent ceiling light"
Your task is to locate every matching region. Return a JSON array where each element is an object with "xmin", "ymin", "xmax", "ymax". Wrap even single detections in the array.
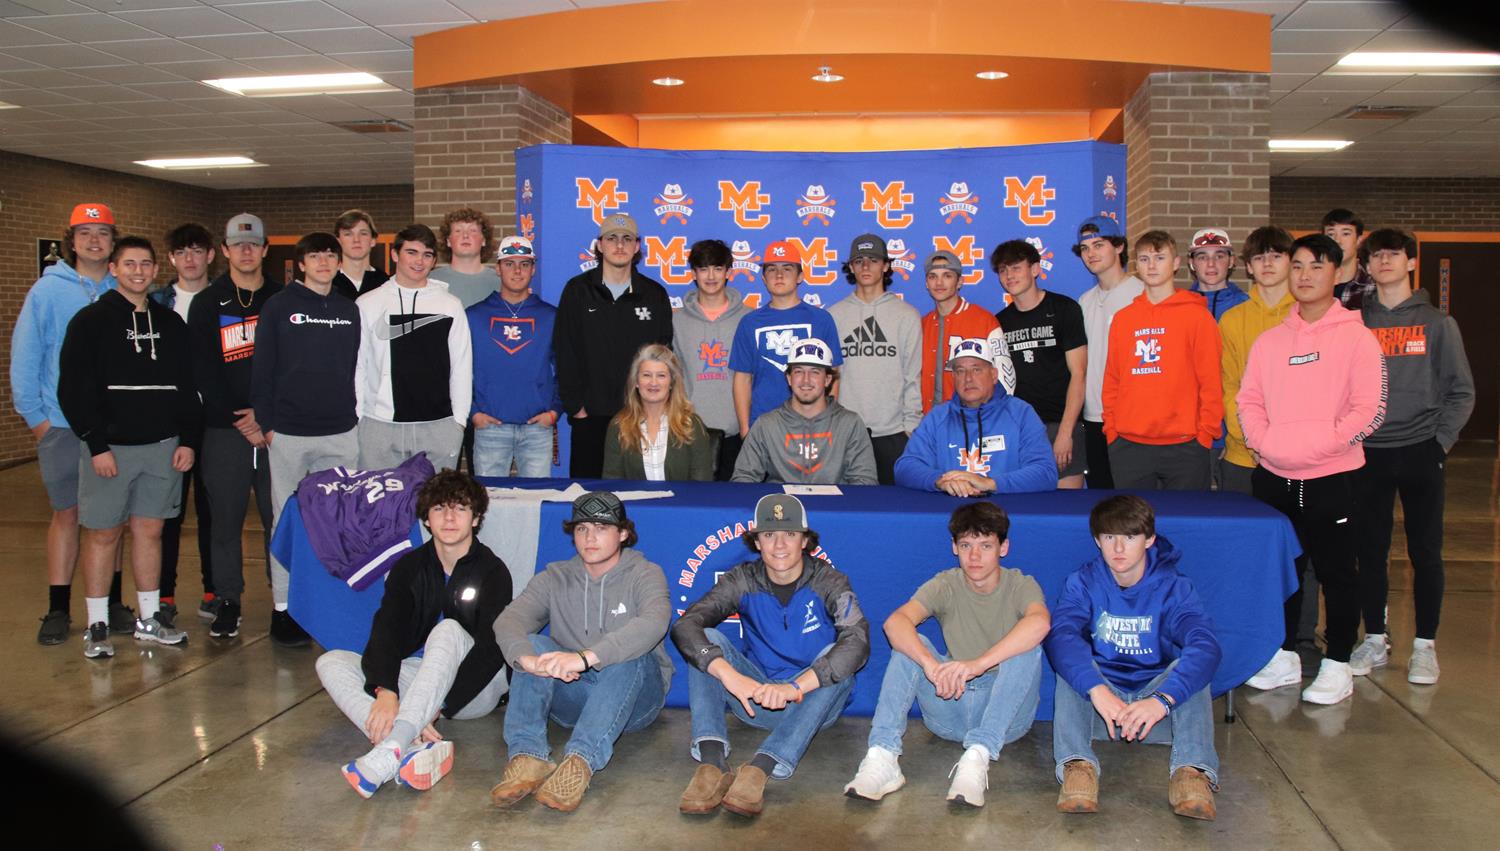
[
  {"xmin": 651, "ymin": 76, "xmax": 684, "ymax": 87},
  {"xmin": 135, "ymin": 156, "xmax": 263, "ymax": 170},
  {"xmin": 202, "ymin": 72, "xmax": 394, "ymax": 97},
  {"xmin": 0, "ymin": 100, "xmax": 19, "ymax": 110},
  {"xmin": 1268, "ymin": 139, "xmax": 1353, "ymax": 152},
  {"xmin": 1337, "ymin": 52, "xmax": 1500, "ymax": 69},
  {"xmin": 975, "ymin": 70, "xmax": 1009, "ymax": 80}
]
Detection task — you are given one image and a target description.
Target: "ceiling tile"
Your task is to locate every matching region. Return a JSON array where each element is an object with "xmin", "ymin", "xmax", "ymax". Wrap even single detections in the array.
[
  {"xmin": 1298, "ymin": 72, "xmax": 1412, "ymax": 92},
  {"xmin": 24, "ymin": 12, "xmax": 160, "ymax": 42},
  {"xmin": 1277, "ymin": 1, "xmax": 1408, "ymax": 30},
  {"xmin": 449, "ymin": 0, "xmax": 572, "ymax": 19},
  {"xmin": 1272, "ymin": 54, "xmax": 1343, "ymax": 74},
  {"xmin": 0, "ymin": 50, "xmax": 43, "ymax": 70},
  {"xmin": 321, "ymin": 0, "xmax": 470, "ymax": 27},
  {"xmin": 1356, "ymin": 29, "xmax": 1492, "ymax": 52},
  {"xmin": 72, "ymin": 62, "xmax": 182, "ymax": 83},
  {"xmin": 70, "ymin": 0, "xmax": 206, "ymax": 11},
  {"xmin": 179, "ymin": 32, "xmax": 314, "ymax": 59},
  {"xmin": 1272, "ymin": 29, "xmax": 1379, "ymax": 55},
  {"xmin": 117, "ymin": 6, "xmax": 263, "ymax": 38},
  {"xmin": 0, "ymin": 85, "xmax": 83, "ymax": 105},
  {"xmin": 144, "ymin": 57, "xmax": 260, "ymax": 78},
  {"xmin": 377, "ymin": 22, "xmax": 473, "ymax": 45},
  {"xmin": 279, "ymin": 26, "xmax": 406, "ymax": 54},
  {"xmin": 237, "ymin": 53, "xmax": 353, "ymax": 73},
  {"xmin": 91, "ymin": 37, "xmax": 221, "ymax": 64},
  {"xmin": 218, "ymin": 1, "xmax": 364, "ymax": 29},
  {"xmin": 1382, "ymin": 75, "xmax": 1493, "ymax": 93},
  {"xmin": 0, "ymin": 66, "xmax": 98, "ymax": 85},
  {"xmin": 0, "ymin": 20, "xmax": 60, "ymax": 48},
  {"xmin": 3, "ymin": 41, "xmax": 127, "ymax": 66},
  {"xmin": 323, "ymin": 48, "xmax": 408, "ymax": 72}
]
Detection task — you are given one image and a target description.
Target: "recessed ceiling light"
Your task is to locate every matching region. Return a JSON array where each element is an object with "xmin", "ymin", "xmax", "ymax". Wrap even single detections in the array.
[
  {"xmin": 202, "ymin": 72, "xmax": 395, "ymax": 97},
  {"xmin": 135, "ymin": 156, "xmax": 263, "ymax": 170},
  {"xmin": 976, "ymin": 70, "xmax": 1009, "ymax": 80},
  {"xmin": 652, "ymin": 76, "xmax": 684, "ymax": 87},
  {"xmin": 1337, "ymin": 52, "xmax": 1500, "ymax": 69},
  {"xmin": 0, "ymin": 100, "xmax": 18, "ymax": 110},
  {"xmin": 1268, "ymin": 139, "xmax": 1353, "ymax": 152},
  {"xmin": 812, "ymin": 66, "xmax": 843, "ymax": 83}
]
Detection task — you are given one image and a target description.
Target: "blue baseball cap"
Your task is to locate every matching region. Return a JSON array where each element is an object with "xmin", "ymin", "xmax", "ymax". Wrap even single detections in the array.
[{"xmin": 1076, "ymin": 215, "xmax": 1123, "ymax": 244}]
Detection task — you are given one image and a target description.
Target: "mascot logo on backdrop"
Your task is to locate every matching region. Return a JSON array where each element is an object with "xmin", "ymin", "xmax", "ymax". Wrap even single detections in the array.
[
  {"xmin": 718, "ymin": 180, "xmax": 772, "ymax": 229},
  {"xmin": 1024, "ymin": 236, "xmax": 1055, "ymax": 281},
  {"xmin": 577, "ymin": 238, "xmax": 600, "ymax": 272},
  {"xmin": 519, "ymin": 213, "xmax": 536, "ymax": 241},
  {"xmin": 1103, "ymin": 175, "xmax": 1118, "ymax": 201},
  {"xmin": 887, "ymin": 238, "xmax": 916, "ymax": 280},
  {"xmin": 729, "ymin": 240, "xmax": 762, "ymax": 282},
  {"xmin": 931, "ymin": 235, "xmax": 986, "ymax": 285},
  {"xmin": 787, "ymin": 237, "xmax": 838, "ymax": 285},
  {"xmin": 575, "ymin": 177, "xmax": 629, "ymax": 225},
  {"xmin": 522, "ymin": 178, "xmax": 534, "ymax": 204},
  {"xmin": 487, "ymin": 316, "xmax": 535, "ymax": 355},
  {"xmin": 643, "ymin": 235, "xmax": 694, "ymax": 285},
  {"xmin": 796, "ymin": 184, "xmax": 837, "ymax": 225},
  {"xmin": 939, "ymin": 181, "xmax": 980, "ymax": 224},
  {"xmin": 653, "ymin": 183, "xmax": 694, "ymax": 225},
  {"xmin": 1003, "ymin": 175, "xmax": 1056, "ymax": 226},
  {"xmin": 861, "ymin": 181, "xmax": 915, "ymax": 229},
  {"xmin": 673, "ymin": 518, "xmax": 836, "ymax": 627}
]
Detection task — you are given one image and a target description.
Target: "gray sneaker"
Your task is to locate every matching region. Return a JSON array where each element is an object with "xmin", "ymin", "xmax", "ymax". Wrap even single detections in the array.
[
  {"xmin": 1348, "ymin": 634, "xmax": 1389, "ymax": 676},
  {"xmin": 1408, "ymin": 643, "xmax": 1440, "ymax": 685},
  {"xmin": 134, "ymin": 615, "xmax": 188, "ymax": 646},
  {"xmin": 84, "ymin": 621, "xmax": 114, "ymax": 658}
]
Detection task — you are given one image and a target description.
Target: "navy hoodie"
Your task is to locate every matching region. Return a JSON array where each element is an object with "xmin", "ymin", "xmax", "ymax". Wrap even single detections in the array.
[
  {"xmin": 1043, "ymin": 536, "xmax": 1221, "ymax": 706},
  {"xmin": 187, "ymin": 273, "xmax": 282, "ymax": 428},
  {"xmin": 251, "ymin": 281, "xmax": 361, "ymax": 437}
]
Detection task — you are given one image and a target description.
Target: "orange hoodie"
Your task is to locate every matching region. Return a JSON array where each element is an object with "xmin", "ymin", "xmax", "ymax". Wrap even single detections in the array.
[{"xmin": 1102, "ymin": 289, "xmax": 1223, "ymax": 447}]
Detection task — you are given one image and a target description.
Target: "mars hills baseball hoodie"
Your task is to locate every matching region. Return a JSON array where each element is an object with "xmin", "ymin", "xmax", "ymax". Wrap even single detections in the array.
[{"xmin": 1102, "ymin": 289, "xmax": 1223, "ymax": 447}]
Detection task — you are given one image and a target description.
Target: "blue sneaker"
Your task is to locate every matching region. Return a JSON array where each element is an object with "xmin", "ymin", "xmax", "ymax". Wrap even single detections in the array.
[{"xmin": 397, "ymin": 741, "xmax": 455, "ymax": 791}]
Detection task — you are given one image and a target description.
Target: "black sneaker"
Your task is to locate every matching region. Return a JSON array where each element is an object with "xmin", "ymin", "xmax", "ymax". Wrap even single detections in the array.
[
  {"xmin": 270, "ymin": 609, "xmax": 311, "ymax": 647},
  {"xmin": 156, "ymin": 602, "xmax": 178, "ymax": 629},
  {"xmin": 209, "ymin": 600, "xmax": 242, "ymax": 639},
  {"xmin": 108, "ymin": 602, "xmax": 136, "ymax": 635},
  {"xmin": 37, "ymin": 610, "xmax": 71, "ymax": 646}
]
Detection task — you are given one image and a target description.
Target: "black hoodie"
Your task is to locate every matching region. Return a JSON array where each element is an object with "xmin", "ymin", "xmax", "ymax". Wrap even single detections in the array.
[
  {"xmin": 187, "ymin": 272, "xmax": 282, "ymax": 428},
  {"xmin": 552, "ymin": 265, "xmax": 673, "ymax": 419},
  {"xmin": 251, "ymin": 281, "xmax": 361, "ymax": 436},
  {"xmin": 58, "ymin": 290, "xmax": 202, "ymax": 456}
]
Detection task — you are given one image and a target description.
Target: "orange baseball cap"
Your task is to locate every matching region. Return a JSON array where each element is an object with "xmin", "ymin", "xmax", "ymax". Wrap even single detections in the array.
[
  {"xmin": 70, "ymin": 203, "xmax": 115, "ymax": 227},
  {"xmin": 762, "ymin": 240, "xmax": 803, "ymax": 266}
]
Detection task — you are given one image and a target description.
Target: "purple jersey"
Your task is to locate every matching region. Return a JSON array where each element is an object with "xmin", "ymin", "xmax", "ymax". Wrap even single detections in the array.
[{"xmin": 295, "ymin": 454, "xmax": 435, "ymax": 590}]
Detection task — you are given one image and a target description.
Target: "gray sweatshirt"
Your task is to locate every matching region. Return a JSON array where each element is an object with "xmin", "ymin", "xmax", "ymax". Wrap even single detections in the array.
[
  {"xmin": 672, "ymin": 287, "xmax": 752, "ymax": 433},
  {"xmin": 493, "ymin": 547, "xmax": 674, "ymax": 690},
  {"xmin": 1361, "ymin": 288, "xmax": 1474, "ymax": 451},
  {"xmin": 828, "ymin": 291, "xmax": 923, "ymax": 436},
  {"xmin": 731, "ymin": 398, "xmax": 878, "ymax": 485}
]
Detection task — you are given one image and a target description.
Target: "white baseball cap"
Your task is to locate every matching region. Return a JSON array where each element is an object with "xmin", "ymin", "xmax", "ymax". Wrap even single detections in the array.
[{"xmin": 786, "ymin": 338, "xmax": 834, "ymax": 369}]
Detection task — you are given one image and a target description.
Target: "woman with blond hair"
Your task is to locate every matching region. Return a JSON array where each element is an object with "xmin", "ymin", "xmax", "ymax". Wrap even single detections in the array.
[{"xmin": 603, "ymin": 344, "xmax": 714, "ymax": 481}]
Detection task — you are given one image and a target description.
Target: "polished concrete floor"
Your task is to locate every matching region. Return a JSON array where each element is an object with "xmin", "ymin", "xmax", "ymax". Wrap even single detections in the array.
[{"xmin": 2, "ymin": 444, "xmax": 1497, "ymax": 849}]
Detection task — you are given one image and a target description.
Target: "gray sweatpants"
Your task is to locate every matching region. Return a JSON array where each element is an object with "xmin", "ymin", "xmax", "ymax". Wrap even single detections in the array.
[
  {"xmin": 1107, "ymin": 437, "xmax": 1212, "ymax": 490},
  {"xmin": 200, "ymin": 427, "xmax": 273, "ymax": 605},
  {"xmin": 268, "ymin": 428, "xmax": 358, "ymax": 607},
  {"xmin": 316, "ymin": 620, "xmax": 507, "ymax": 743},
  {"xmin": 358, "ymin": 417, "xmax": 463, "ymax": 472}
]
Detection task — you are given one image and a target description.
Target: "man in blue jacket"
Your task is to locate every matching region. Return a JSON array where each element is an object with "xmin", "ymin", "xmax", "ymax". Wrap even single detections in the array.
[
  {"xmin": 894, "ymin": 338, "xmax": 1056, "ymax": 495},
  {"xmin": 467, "ymin": 235, "xmax": 560, "ymax": 478},
  {"xmin": 1045, "ymin": 495, "xmax": 1222, "ymax": 820}
]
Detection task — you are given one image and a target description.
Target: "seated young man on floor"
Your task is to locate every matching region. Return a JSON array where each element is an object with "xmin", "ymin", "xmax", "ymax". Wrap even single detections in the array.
[
  {"xmin": 670, "ymin": 494, "xmax": 869, "ymax": 817},
  {"xmin": 316, "ymin": 470, "xmax": 513, "ymax": 798},
  {"xmin": 1045, "ymin": 495, "xmax": 1222, "ymax": 821},
  {"xmin": 845, "ymin": 501, "xmax": 1048, "ymax": 808}
]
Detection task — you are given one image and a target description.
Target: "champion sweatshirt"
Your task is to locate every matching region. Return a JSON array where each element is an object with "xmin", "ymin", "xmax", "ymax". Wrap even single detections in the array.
[
  {"xmin": 10, "ymin": 259, "xmax": 115, "ymax": 430},
  {"xmin": 1219, "ymin": 287, "xmax": 1295, "ymax": 468},
  {"xmin": 1102, "ymin": 288, "xmax": 1223, "ymax": 447},
  {"xmin": 1237, "ymin": 300, "xmax": 1387, "ymax": 480},
  {"xmin": 828, "ymin": 290, "xmax": 923, "ymax": 436},
  {"xmin": 1361, "ymin": 288, "xmax": 1474, "ymax": 451},
  {"xmin": 466, "ymin": 291, "xmax": 561, "ymax": 424},
  {"xmin": 57, "ymin": 290, "xmax": 201, "ymax": 455},
  {"xmin": 673, "ymin": 287, "xmax": 752, "ymax": 433},
  {"xmin": 894, "ymin": 384, "xmax": 1057, "ymax": 493},
  {"xmin": 355, "ymin": 279, "xmax": 472, "ymax": 426},
  {"xmin": 731, "ymin": 398, "xmax": 878, "ymax": 485},
  {"xmin": 250, "ymin": 282, "xmax": 361, "ymax": 437},
  {"xmin": 187, "ymin": 273, "xmax": 283, "ymax": 428}
]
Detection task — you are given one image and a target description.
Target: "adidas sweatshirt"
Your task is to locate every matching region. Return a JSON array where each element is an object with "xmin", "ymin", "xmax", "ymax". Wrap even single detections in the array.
[{"xmin": 828, "ymin": 291, "xmax": 923, "ymax": 437}]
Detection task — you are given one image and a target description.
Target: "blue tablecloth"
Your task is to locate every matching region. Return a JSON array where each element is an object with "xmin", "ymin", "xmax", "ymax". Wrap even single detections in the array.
[{"xmin": 276, "ymin": 480, "xmax": 1300, "ymax": 719}]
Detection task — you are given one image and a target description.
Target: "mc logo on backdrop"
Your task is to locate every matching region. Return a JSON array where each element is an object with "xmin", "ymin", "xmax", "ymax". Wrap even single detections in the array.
[
  {"xmin": 932, "ymin": 235, "xmax": 986, "ymax": 285},
  {"xmin": 787, "ymin": 237, "xmax": 840, "ymax": 285},
  {"xmin": 644, "ymin": 235, "xmax": 693, "ymax": 285},
  {"xmin": 861, "ymin": 181, "xmax": 915, "ymax": 229},
  {"xmin": 719, "ymin": 180, "xmax": 772, "ymax": 229},
  {"xmin": 1003, "ymin": 176, "xmax": 1056, "ymax": 226},
  {"xmin": 575, "ymin": 177, "xmax": 629, "ymax": 225}
]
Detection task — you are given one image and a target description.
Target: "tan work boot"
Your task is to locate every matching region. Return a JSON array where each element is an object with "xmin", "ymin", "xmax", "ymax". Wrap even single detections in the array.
[
  {"xmin": 1169, "ymin": 766, "xmax": 1217, "ymax": 820},
  {"xmin": 679, "ymin": 763, "xmax": 736, "ymax": 814},
  {"xmin": 490, "ymin": 754, "xmax": 556, "ymax": 808},
  {"xmin": 720, "ymin": 763, "xmax": 768, "ymax": 817},
  {"xmin": 535, "ymin": 753, "xmax": 593, "ymax": 812},
  {"xmin": 1057, "ymin": 759, "xmax": 1099, "ymax": 814}
]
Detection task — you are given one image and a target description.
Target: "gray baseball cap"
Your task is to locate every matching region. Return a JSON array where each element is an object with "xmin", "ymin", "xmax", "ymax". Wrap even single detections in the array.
[
  {"xmin": 924, "ymin": 250, "xmax": 963, "ymax": 275},
  {"xmin": 224, "ymin": 212, "xmax": 266, "ymax": 246},
  {"xmin": 754, "ymin": 493, "xmax": 809, "ymax": 533},
  {"xmin": 569, "ymin": 491, "xmax": 627, "ymax": 525}
]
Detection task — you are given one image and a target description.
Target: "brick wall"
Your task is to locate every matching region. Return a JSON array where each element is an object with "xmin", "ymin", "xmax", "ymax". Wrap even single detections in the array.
[
  {"xmin": 1271, "ymin": 176, "xmax": 1500, "ymax": 232},
  {"xmin": 217, "ymin": 185, "xmax": 413, "ymax": 238}
]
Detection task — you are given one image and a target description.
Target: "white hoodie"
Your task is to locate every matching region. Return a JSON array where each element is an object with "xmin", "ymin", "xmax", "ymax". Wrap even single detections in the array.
[{"xmin": 355, "ymin": 278, "xmax": 472, "ymax": 426}]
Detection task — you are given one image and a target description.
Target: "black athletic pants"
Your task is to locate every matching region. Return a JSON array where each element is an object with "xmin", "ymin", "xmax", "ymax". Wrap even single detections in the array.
[{"xmin": 1355, "ymin": 441, "xmax": 1447, "ymax": 639}]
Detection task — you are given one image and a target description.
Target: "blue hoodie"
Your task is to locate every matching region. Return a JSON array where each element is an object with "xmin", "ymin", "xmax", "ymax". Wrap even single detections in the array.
[
  {"xmin": 1191, "ymin": 281, "xmax": 1250, "ymax": 323},
  {"xmin": 466, "ymin": 291, "xmax": 562, "ymax": 423},
  {"xmin": 1043, "ymin": 536, "xmax": 1221, "ymax": 706},
  {"xmin": 10, "ymin": 260, "xmax": 116, "ymax": 430},
  {"xmin": 893, "ymin": 384, "xmax": 1056, "ymax": 493}
]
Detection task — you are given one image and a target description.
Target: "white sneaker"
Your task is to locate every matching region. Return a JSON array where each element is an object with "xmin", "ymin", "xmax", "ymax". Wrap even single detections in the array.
[
  {"xmin": 1302, "ymin": 659, "xmax": 1354, "ymax": 705},
  {"xmin": 1408, "ymin": 642, "xmax": 1440, "ymax": 685},
  {"xmin": 1245, "ymin": 649, "xmax": 1301, "ymax": 690},
  {"xmin": 946, "ymin": 746, "xmax": 990, "ymax": 807},
  {"xmin": 1348, "ymin": 634, "xmax": 1389, "ymax": 676},
  {"xmin": 844, "ymin": 747, "xmax": 905, "ymax": 801}
]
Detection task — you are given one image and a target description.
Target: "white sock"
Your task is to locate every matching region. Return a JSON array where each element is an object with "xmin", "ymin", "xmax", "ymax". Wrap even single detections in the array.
[
  {"xmin": 85, "ymin": 596, "xmax": 109, "ymax": 627},
  {"xmin": 137, "ymin": 590, "xmax": 159, "ymax": 621},
  {"xmin": 274, "ymin": 603, "xmax": 289, "ymax": 612},
  {"xmin": 353, "ymin": 742, "xmax": 402, "ymax": 786},
  {"xmin": 966, "ymin": 744, "xmax": 993, "ymax": 762},
  {"xmin": 1365, "ymin": 632, "xmax": 1385, "ymax": 643},
  {"xmin": 1413, "ymin": 638, "xmax": 1435, "ymax": 650}
]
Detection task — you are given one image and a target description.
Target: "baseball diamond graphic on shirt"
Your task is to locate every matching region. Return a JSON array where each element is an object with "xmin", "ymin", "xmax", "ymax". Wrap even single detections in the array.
[
  {"xmin": 757, "ymin": 323, "xmax": 815, "ymax": 370},
  {"xmin": 841, "ymin": 316, "xmax": 897, "ymax": 358},
  {"xmin": 487, "ymin": 316, "xmax": 536, "ymax": 355},
  {"xmin": 784, "ymin": 431, "xmax": 833, "ymax": 475}
]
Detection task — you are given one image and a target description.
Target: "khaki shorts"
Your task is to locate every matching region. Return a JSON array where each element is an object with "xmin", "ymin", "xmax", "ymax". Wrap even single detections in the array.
[{"xmin": 77, "ymin": 439, "xmax": 182, "ymax": 530}]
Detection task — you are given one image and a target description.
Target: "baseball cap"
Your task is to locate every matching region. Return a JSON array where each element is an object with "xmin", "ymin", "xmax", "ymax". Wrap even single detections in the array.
[
  {"xmin": 568, "ymin": 491, "xmax": 627, "ymax": 526},
  {"xmin": 924, "ymin": 250, "xmax": 963, "ymax": 275},
  {"xmin": 598, "ymin": 213, "xmax": 638, "ymax": 240},
  {"xmin": 496, "ymin": 235, "xmax": 534, "ymax": 260},
  {"xmin": 69, "ymin": 203, "xmax": 114, "ymax": 227},
  {"xmin": 754, "ymin": 493, "xmax": 809, "ymax": 533},
  {"xmin": 848, "ymin": 233, "xmax": 888, "ymax": 262},
  {"xmin": 785, "ymin": 338, "xmax": 833, "ymax": 369},
  {"xmin": 1189, "ymin": 227, "xmax": 1232, "ymax": 255},
  {"xmin": 763, "ymin": 240, "xmax": 803, "ymax": 266},
  {"xmin": 947, "ymin": 337, "xmax": 993, "ymax": 369},
  {"xmin": 1076, "ymin": 215, "xmax": 1123, "ymax": 244},
  {"xmin": 224, "ymin": 213, "xmax": 266, "ymax": 246}
]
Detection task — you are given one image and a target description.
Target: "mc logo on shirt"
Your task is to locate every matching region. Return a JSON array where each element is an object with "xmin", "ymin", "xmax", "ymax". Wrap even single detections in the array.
[
  {"xmin": 486, "ymin": 316, "xmax": 535, "ymax": 355},
  {"xmin": 783, "ymin": 431, "xmax": 832, "ymax": 475},
  {"xmin": 756, "ymin": 323, "xmax": 814, "ymax": 369}
]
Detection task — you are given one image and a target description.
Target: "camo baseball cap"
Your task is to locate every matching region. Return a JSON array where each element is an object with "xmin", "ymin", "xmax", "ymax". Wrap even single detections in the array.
[{"xmin": 569, "ymin": 491, "xmax": 627, "ymax": 526}]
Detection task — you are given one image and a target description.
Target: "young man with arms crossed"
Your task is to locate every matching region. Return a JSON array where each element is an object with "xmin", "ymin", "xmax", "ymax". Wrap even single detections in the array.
[
  {"xmin": 1075, "ymin": 216, "xmax": 1145, "ymax": 489},
  {"xmin": 1349, "ymin": 228, "xmax": 1473, "ymax": 685},
  {"xmin": 919, "ymin": 250, "xmax": 1013, "ymax": 412},
  {"xmin": 1219, "ymin": 226, "xmax": 1296, "ymax": 495},
  {"xmin": 846, "ymin": 502, "xmax": 1048, "ymax": 808},
  {"xmin": 673, "ymin": 494, "xmax": 869, "ymax": 817},
  {"xmin": 331, "ymin": 210, "xmax": 389, "ymax": 300},
  {"xmin": 317, "ymin": 470, "xmax": 512, "ymax": 798},
  {"xmin": 1102, "ymin": 231, "xmax": 1222, "ymax": 490},
  {"xmin": 432, "ymin": 207, "xmax": 502, "ymax": 309},
  {"xmin": 995, "ymin": 239, "xmax": 1088, "ymax": 489},
  {"xmin": 467, "ymin": 235, "xmax": 560, "ymax": 478},
  {"xmin": 59, "ymin": 236, "xmax": 201, "ymax": 657},
  {"xmin": 1238, "ymin": 234, "xmax": 1386, "ymax": 705},
  {"xmin": 1324, "ymin": 208, "xmax": 1374, "ymax": 309},
  {"xmin": 491, "ymin": 492, "xmax": 672, "ymax": 813},
  {"xmin": 829, "ymin": 234, "xmax": 923, "ymax": 483},
  {"xmin": 674, "ymin": 238, "xmax": 752, "ymax": 479}
]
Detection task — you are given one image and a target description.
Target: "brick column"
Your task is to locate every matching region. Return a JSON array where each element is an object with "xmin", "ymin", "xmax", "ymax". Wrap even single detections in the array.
[
  {"xmin": 412, "ymin": 84, "xmax": 571, "ymax": 231},
  {"xmin": 1124, "ymin": 72, "xmax": 1270, "ymax": 275}
]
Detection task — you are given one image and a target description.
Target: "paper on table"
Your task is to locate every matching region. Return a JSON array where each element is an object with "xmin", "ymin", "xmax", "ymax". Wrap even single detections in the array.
[
  {"xmin": 485, "ymin": 483, "xmax": 675, "ymax": 503},
  {"xmin": 782, "ymin": 484, "xmax": 843, "ymax": 496}
]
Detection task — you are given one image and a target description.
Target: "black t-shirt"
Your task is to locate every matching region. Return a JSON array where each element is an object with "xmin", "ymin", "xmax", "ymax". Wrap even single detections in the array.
[{"xmin": 997, "ymin": 291, "xmax": 1087, "ymax": 422}]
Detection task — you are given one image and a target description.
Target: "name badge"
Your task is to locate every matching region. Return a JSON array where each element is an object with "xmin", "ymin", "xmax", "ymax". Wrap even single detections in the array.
[{"xmin": 981, "ymin": 435, "xmax": 1006, "ymax": 453}]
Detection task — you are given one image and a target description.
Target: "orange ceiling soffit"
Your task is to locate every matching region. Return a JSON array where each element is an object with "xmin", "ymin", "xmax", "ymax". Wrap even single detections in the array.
[
  {"xmin": 575, "ymin": 114, "xmax": 640, "ymax": 147},
  {"xmin": 629, "ymin": 113, "xmax": 1095, "ymax": 152},
  {"xmin": 1090, "ymin": 108, "xmax": 1124, "ymax": 143}
]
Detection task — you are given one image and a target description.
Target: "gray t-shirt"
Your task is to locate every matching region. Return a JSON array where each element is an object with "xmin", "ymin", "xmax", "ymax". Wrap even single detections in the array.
[
  {"xmin": 912, "ymin": 566, "xmax": 1045, "ymax": 661},
  {"xmin": 431, "ymin": 266, "xmax": 501, "ymax": 309}
]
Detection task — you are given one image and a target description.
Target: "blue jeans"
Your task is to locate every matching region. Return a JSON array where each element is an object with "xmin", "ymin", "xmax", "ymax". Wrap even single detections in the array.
[
  {"xmin": 1051, "ymin": 662, "xmax": 1219, "ymax": 785},
  {"xmin": 687, "ymin": 628, "xmax": 854, "ymax": 780},
  {"xmin": 473, "ymin": 422, "xmax": 553, "ymax": 478},
  {"xmin": 503, "ymin": 634, "xmax": 666, "ymax": 772},
  {"xmin": 867, "ymin": 637, "xmax": 1041, "ymax": 759}
]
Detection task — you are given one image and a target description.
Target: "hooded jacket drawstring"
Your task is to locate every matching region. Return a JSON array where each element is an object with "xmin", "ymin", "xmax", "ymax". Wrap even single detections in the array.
[{"xmin": 129, "ymin": 309, "xmax": 158, "ymax": 360}]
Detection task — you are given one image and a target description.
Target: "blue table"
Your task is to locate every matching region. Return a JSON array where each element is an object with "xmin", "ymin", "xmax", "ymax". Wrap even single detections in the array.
[{"xmin": 277, "ymin": 480, "xmax": 1300, "ymax": 719}]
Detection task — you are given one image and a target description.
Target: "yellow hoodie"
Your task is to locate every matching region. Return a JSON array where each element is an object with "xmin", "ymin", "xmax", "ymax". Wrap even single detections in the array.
[{"xmin": 1219, "ymin": 286, "xmax": 1295, "ymax": 468}]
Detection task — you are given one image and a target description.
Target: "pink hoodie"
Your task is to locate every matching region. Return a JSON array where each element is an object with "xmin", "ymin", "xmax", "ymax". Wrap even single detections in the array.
[{"xmin": 1236, "ymin": 300, "xmax": 1387, "ymax": 480}]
